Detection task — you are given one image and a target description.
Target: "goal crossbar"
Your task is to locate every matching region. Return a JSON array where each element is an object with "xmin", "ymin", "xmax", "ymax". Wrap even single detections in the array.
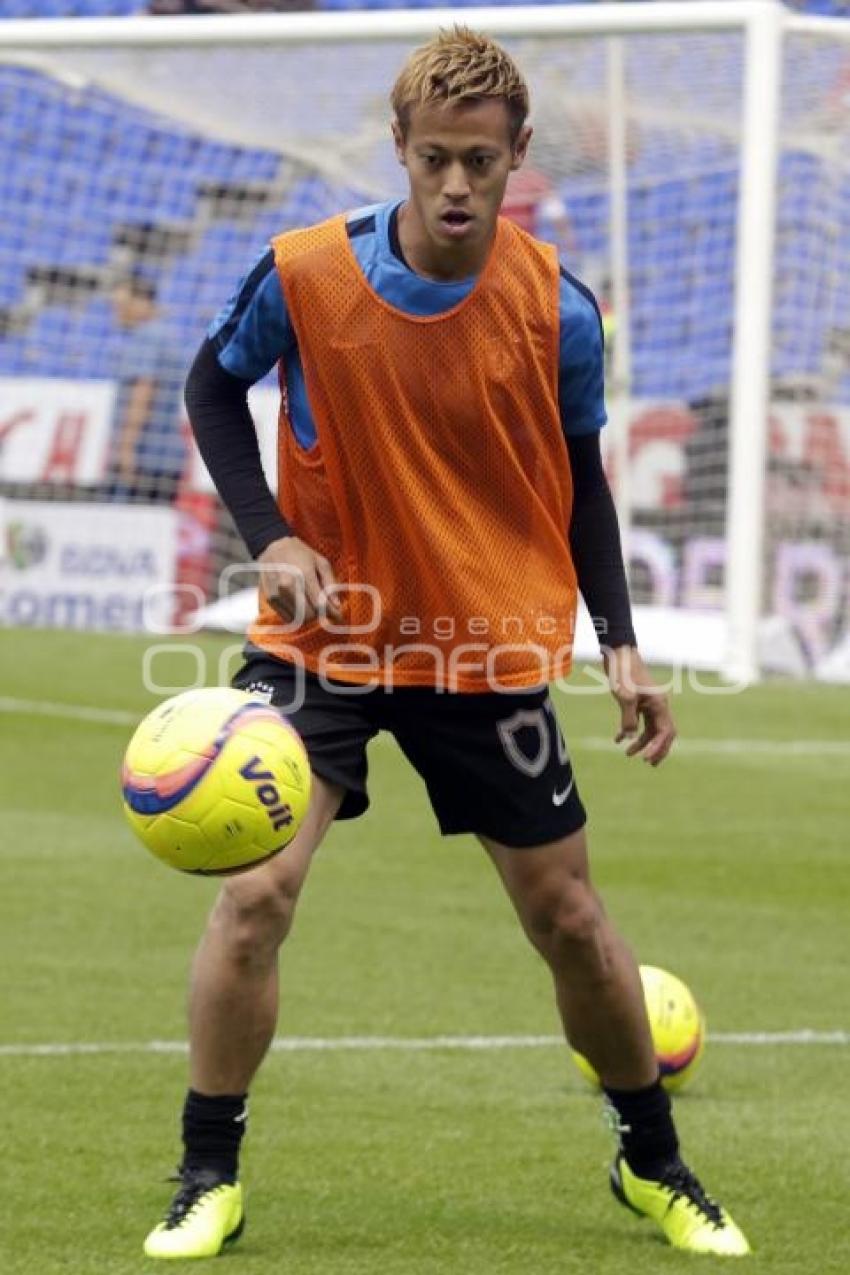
[{"xmin": 0, "ymin": 5, "xmax": 788, "ymax": 51}]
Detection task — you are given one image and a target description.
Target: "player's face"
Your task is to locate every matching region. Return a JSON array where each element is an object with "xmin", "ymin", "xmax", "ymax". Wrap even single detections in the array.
[{"xmin": 393, "ymin": 99, "xmax": 531, "ymax": 276}]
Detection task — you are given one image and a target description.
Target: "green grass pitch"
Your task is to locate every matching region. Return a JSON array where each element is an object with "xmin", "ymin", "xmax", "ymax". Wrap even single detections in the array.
[{"xmin": 1, "ymin": 627, "xmax": 848, "ymax": 1273}]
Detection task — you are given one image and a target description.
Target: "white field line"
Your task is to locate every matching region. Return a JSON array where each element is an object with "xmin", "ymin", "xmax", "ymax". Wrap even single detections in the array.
[
  {"xmin": 562, "ymin": 737, "xmax": 850, "ymax": 757},
  {"xmin": 1, "ymin": 695, "xmax": 849, "ymax": 758},
  {"xmin": 0, "ymin": 1031, "xmax": 848, "ymax": 1059},
  {"xmin": 0, "ymin": 696, "xmax": 138, "ymax": 726}
]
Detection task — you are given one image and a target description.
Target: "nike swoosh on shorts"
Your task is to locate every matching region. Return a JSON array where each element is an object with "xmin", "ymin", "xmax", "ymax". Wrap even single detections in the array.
[{"xmin": 552, "ymin": 778, "xmax": 575, "ymax": 806}]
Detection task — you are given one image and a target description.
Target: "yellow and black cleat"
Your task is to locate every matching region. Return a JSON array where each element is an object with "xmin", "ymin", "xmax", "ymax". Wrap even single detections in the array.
[
  {"xmin": 611, "ymin": 1153, "xmax": 751, "ymax": 1257},
  {"xmin": 144, "ymin": 1167, "xmax": 244, "ymax": 1260}
]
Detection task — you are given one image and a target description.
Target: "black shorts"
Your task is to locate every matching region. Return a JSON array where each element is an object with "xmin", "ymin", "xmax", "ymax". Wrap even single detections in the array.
[{"xmin": 232, "ymin": 647, "xmax": 587, "ymax": 849}]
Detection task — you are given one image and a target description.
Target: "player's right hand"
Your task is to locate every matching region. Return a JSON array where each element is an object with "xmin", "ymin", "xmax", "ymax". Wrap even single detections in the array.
[{"xmin": 256, "ymin": 536, "xmax": 343, "ymax": 627}]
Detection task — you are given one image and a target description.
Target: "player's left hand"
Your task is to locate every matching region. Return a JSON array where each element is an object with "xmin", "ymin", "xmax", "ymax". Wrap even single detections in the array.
[{"xmin": 604, "ymin": 646, "xmax": 676, "ymax": 767}]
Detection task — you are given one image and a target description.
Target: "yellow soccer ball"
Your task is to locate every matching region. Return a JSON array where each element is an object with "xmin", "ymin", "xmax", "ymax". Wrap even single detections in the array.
[
  {"xmin": 572, "ymin": 964, "xmax": 706, "ymax": 1094},
  {"xmin": 121, "ymin": 687, "xmax": 311, "ymax": 876}
]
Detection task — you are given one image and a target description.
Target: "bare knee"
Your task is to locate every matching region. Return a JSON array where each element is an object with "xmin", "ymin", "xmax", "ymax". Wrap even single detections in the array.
[
  {"xmin": 203, "ymin": 773, "xmax": 344, "ymax": 974},
  {"xmin": 524, "ymin": 879, "xmax": 609, "ymax": 971},
  {"xmin": 210, "ymin": 873, "xmax": 301, "ymax": 971}
]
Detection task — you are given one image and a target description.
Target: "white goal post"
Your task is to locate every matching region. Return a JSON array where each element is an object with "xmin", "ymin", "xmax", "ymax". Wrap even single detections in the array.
[{"xmin": 1, "ymin": 2, "xmax": 849, "ymax": 683}]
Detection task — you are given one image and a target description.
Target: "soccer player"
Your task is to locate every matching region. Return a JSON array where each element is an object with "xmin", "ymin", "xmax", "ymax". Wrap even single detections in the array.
[
  {"xmin": 144, "ymin": 28, "xmax": 750, "ymax": 1261},
  {"xmin": 106, "ymin": 273, "xmax": 186, "ymax": 506}
]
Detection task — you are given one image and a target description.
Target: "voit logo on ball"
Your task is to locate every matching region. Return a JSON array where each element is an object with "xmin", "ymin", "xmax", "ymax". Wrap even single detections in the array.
[{"xmin": 5, "ymin": 521, "xmax": 48, "ymax": 571}]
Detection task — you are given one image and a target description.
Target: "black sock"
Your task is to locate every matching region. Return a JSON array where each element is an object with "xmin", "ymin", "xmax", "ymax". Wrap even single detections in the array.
[
  {"xmin": 181, "ymin": 1089, "xmax": 248, "ymax": 1183},
  {"xmin": 603, "ymin": 1079, "xmax": 679, "ymax": 1179}
]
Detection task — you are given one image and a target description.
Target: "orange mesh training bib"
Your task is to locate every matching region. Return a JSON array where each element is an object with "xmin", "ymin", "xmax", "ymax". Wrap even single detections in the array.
[{"xmin": 249, "ymin": 212, "xmax": 578, "ymax": 690}]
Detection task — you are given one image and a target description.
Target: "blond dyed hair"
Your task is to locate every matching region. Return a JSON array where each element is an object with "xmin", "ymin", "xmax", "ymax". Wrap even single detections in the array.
[{"xmin": 391, "ymin": 27, "xmax": 530, "ymax": 144}]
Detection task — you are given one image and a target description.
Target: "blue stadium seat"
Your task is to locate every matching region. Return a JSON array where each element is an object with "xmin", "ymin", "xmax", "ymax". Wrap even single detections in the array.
[
  {"xmin": 318, "ymin": 0, "xmax": 368, "ymax": 12},
  {"xmin": 0, "ymin": 1, "xmax": 144, "ymax": 14}
]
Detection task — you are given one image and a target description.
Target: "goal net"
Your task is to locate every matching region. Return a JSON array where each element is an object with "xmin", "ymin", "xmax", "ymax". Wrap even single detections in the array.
[{"xmin": 0, "ymin": 5, "xmax": 848, "ymax": 680}]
